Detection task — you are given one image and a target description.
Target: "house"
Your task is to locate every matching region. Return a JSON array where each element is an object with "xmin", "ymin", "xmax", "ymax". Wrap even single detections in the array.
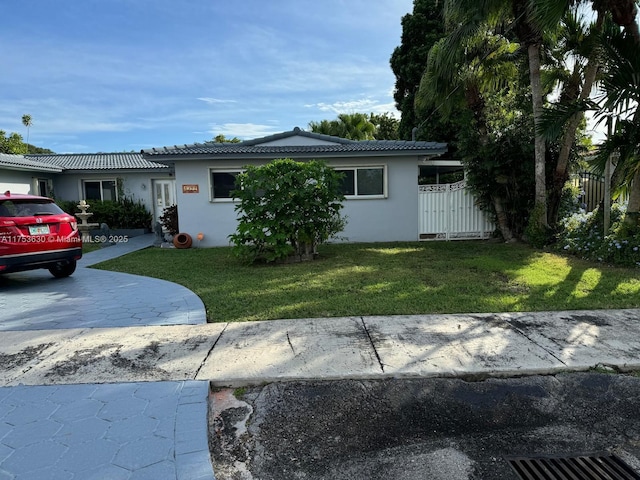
[
  {"xmin": 142, "ymin": 127, "xmax": 494, "ymax": 246},
  {"xmin": 0, "ymin": 152, "xmax": 173, "ymax": 226},
  {"xmin": 0, "ymin": 153, "xmax": 63, "ymax": 196}
]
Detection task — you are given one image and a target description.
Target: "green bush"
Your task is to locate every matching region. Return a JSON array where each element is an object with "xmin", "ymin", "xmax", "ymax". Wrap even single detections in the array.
[
  {"xmin": 56, "ymin": 200, "xmax": 78, "ymax": 216},
  {"xmin": 59, "ymin": 198, "xmax": 152, "ymax": 230},
  {"xmin": 556, "ymin": 203, "xmax": 640, "ymax": 267},
  {"xmin": 230, "ymin": 158, "xmax": 346, "ymax": 263},
  {"xmin": 159, "ymin": 204, "xmax": 179, "ymax": 236}
]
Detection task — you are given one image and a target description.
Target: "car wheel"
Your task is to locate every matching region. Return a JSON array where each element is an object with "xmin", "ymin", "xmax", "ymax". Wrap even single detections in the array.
[{"xmin": 48, "ymin": 260, "xmax": 77, "ymax": 278}]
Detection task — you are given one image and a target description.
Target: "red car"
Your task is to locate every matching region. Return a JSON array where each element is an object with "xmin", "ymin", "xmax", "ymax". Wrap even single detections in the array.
[{"xmin": 0, "ymin": 191, "xmax": 82, "ymax": 277}]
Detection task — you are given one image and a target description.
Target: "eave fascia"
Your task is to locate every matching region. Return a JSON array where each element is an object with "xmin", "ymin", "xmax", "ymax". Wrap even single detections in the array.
[{"xmin": 146, "ymin": 149, "xmax": 448, "ymax": 164}]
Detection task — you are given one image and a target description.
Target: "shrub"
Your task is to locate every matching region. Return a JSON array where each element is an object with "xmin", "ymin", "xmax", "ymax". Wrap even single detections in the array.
[
  {"xmin": 556, "ymin": 203, "xmax": 640, "ymax": 267},
  {"xmin": 159, "ymin": 204, "xmax": 179, "ymax": 236},
  {"xmin": 230, "ymin": 158, "xmax": 346, "ymax": 263},
  {"xmin": 60, "ymin": 198, "xmax": 152, "ymax": 229},
  {"xmin": 56, "ymin": 200, "xmax": 78, "ymax": 216}
]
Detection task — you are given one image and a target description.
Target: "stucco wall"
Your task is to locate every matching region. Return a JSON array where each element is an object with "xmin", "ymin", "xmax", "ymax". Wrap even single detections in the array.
[
  {"xmin": 0, "ymin": 170, "xmax": 58, "ymax": 195},
  {"xmin": 53, "ymin": 172, "xmax": 168, "ymax": 214},
  {"xmin": 173, "ymin": 156, "xmax": 420, "ymax": 247},
  {"xmin": 0, "ymin": 170, "xmax": 37, "ymax": 194}
]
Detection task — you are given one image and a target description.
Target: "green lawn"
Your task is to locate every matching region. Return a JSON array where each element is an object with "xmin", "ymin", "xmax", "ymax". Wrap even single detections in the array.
[
  {"xmin": 92, "ymin": 241, "xmax": 640, "ymax": 323},
  {"xmin": 82, "ymin": 242, "xmax": 102, "ymax": 254}
]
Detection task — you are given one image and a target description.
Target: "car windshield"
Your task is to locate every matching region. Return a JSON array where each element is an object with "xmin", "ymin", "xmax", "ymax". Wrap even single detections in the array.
[{"xmin": 0, "ymin": 200, "xmax": 64, "ymax": 218}]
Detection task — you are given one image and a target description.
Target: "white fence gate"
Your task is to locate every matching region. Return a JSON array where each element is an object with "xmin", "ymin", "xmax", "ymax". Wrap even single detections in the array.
[{"xmin": 418, "ymin": 181, "xmax": 494, "ymax": 240}]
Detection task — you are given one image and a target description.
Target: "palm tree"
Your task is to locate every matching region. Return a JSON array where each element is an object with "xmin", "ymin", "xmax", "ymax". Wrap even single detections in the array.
[
  {"xmin": 539, "ymin": 8, "xmax": 606, "ymax": 226},
  {"xmin": 337, "ymin": 113, "xmax": 376, "ymax": 140},
  {"xmin": 309, "ymin": 114, "xmax": 376, "ymax": 140},
  {"xmin": 590, "ymin": 20, "xmax": 640, "ymax": 228},
  {"xmin": 21, "ymin": 114, "xmax": 32, "ymax": 154},
  {"xmin": 309, "ymin": 119, "xmax": 343, "ymax": 137},
  {"xmin": 417, "ymin": 26, "xmax": 526, "ymax": 241},
  {"xmin": 439, "ymin": 0, "xmax": 551, "ymax": 232}
]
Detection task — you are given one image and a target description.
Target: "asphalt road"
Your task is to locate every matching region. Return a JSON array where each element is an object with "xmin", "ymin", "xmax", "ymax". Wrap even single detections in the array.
[{"xmin": 209, "ymin": 372, "xmax": 640, "ymax": 480}]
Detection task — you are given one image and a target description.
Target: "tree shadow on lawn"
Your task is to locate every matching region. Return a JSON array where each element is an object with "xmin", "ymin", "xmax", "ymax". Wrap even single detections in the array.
[{"xmin": 196, "ymin": 242, "xmax": 640, "ymax": 322}]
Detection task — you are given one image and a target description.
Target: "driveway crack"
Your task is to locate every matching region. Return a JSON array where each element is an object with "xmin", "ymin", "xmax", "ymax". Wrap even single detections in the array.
[
  {"xmin": 194, "ymin": 323, "xmax": 229, "ymax": 379},
  {"xmin": 360, "ymin": 317, "xmax": 385, "ymax": 373}
]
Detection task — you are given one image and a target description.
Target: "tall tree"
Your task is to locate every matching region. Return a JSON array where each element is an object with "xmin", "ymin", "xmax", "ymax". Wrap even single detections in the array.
[
  {"xmin": 590, "ymin": 18, "xmax": 640, "ymax": 228},
  {"xmin": 390, "ymin": 0, "xmax": 450, "ymax": 140},
  {"xmin": 537, "ymin": 8, "xmax": 606, "ymax": 227},
  {"xmin": 0, "ymin": 129, "xmax": 53, "ymax": 154},
  {"xmin": 370, "ymin": 112, "xmax": 400, "ymax": 140},
  {"xmin": 539, "ymin": 0, "xmax": 640, "ymax": 228},
  {"xmin": 441, "ymin": 0, "xmax": 550, "ymax": 234},
  {"xmin": 594, "ymin": 0, "xmax": 640, "ymax": 228},
  {"xmin": 309, "ymin": 113, "xmax": 376, "ymax": 140},
  {"xmin": 0, "ymin": 131, "xmax": 25, "ymax": 154},
  {"xmin": 212, "ymin": 134, "xmax": 241, "ymax": 143},
  {"xmin": 21, "ymin": 114, "xmax": 32, "ymax": 154},
  {"xmin": 417, "ymin": 23, "xmax": 531, "ymax": 241}
]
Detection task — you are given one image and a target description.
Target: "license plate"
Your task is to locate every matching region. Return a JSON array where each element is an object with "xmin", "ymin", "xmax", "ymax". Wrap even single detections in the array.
[{"xmin": 28, "ymin": 225, "xmax": 50, "ymax": 235}]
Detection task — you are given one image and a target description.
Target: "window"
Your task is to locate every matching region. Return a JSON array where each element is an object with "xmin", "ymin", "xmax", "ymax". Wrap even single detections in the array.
[
  {"xmin": 211, "ymin": 170, "xmax": 241, "ymax": 200},
  {"xmin": 419, "ymin": 166, "xmax": 464, "ymax": 185},
  {"xmin": 37, "ymin": 179, "xmax": 52, "ymax": 197},
  {"xmin": 335, "ymin": 166, "xmax": 385, "ymax": 198},
  {"xmin": 83, "ymin": 180, "xmax": 117, "ymax": 201}
]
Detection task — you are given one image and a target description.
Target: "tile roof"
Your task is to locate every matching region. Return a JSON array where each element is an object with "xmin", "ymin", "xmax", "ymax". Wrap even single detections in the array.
[
  {"xmin": 142, "ymin": 128, "xmax": 448, "ymax": 159},
  {"xmin": 0, "ymin": 153, "xmax": 63, "ymax": 172},
  {"xmin": 239, "ymin": 127, "xmax": 355, "ymax": 146},
  {"xmin": 26, "ymin": 153, "xmax": 169, "ymax": 171},
  {"xmin": 144, "ymin": 141, "xmax": 448, "ymax": 157}
]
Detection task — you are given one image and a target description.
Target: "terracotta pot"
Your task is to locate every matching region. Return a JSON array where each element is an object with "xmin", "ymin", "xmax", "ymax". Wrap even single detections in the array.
[{"xmin": 173, "ymin": 232, "xmax": 193, "ymax": 249}]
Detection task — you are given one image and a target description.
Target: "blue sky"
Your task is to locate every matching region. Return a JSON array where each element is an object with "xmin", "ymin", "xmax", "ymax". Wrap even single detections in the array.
[{"xmin": 0, "ymin": 0, "xmax": 414, "ymax": 153}]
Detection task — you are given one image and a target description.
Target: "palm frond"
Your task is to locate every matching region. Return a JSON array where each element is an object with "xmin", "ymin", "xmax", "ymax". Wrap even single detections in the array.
[
  {"xmin": 590, "ymin": 119, "xmax": 640, "ymax": 185},
  {"xmin": 528, "ymin": 0, "xmax": 573, "ymax": 33},
  {"xmin": 538, "ymin": 99, "xmax": 599, "ymax": 141}
]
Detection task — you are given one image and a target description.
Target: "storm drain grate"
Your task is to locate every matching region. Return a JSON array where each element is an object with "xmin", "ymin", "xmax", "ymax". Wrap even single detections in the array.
[{"xmin": 506, "ymin": 453, "xmax": 640, "ymax": 480}]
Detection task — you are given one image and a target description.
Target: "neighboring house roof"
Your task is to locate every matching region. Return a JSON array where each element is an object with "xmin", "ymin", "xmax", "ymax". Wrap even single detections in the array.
[
  {"xmin": 142, "ymin": 127, "xmax": 448, "ymax": 160},
  {"xmin": 239, "ymin": 128, "xmax": 355, "ymax": 146},
  {"xmin": 27, "ymin": 153, "xmax": 169, "ymax": 171},
  {"xmin": 0, "ymin": 153, "xmax": 64, "ymax": 173}
]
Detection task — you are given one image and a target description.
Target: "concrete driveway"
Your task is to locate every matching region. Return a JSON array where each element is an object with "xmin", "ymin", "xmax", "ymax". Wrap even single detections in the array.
[
  {"xmin": 0, "ymin": 236, "xmax": 214, "ymax": 480},
  {"xmin": 0, "ymin": 234, "xmax": 206, "ymax": 330}
]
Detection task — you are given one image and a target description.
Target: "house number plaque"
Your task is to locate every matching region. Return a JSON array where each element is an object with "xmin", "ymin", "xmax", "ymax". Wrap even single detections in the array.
[{"xmin": 182, "ymin": 184, "xmax": 199, "ymax": 193}]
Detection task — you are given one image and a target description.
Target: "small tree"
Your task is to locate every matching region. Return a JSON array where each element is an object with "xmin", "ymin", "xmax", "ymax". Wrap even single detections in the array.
[
  {"xmin": 159, "ymin": 204, "xmax": 179, "ymax": 236},
  {"xmin": 230, "ymin": 159, "xmax": 346, "ymax": 263}
]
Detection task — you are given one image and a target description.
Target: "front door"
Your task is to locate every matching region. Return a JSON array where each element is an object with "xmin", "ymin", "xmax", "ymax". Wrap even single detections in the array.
[{"xmin": 152, "ymin": 179, "xmax": 176, "ymax": 228}]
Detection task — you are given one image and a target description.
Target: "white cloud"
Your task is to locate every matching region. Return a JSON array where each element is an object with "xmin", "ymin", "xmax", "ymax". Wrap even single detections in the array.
[
  {"xmin": 305, "ymin": 98, "xmax": 400, "ymax": 116},
  {"xmin": 197, "ymin": 98, "xmax": 237, "ymax": 105},
  {"xmin": 208, "ymin": 123, "xmax": 283, "ymax": 139}
]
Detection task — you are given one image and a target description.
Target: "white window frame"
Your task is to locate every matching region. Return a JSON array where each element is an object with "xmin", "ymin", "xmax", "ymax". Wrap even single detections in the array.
[
  {"xmin": 82, "ymin": 179, "xmax": 118, "ymax": 201},
  {"xmin": 35, "ymin": 178, "xmax": 53, "ymax": 198},
  {"xmin": 209, "ymin": 168, "xmax": 243, "ymax": 202},
  {"xmin": 334, "ymin": 165, "xmax": 387, "ymax": 199}
]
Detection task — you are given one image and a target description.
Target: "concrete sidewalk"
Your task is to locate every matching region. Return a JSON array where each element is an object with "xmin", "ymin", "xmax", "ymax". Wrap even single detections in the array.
[{"xmin": 2, "ymin": 309, "xmax": 640, "ymax": 388}]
